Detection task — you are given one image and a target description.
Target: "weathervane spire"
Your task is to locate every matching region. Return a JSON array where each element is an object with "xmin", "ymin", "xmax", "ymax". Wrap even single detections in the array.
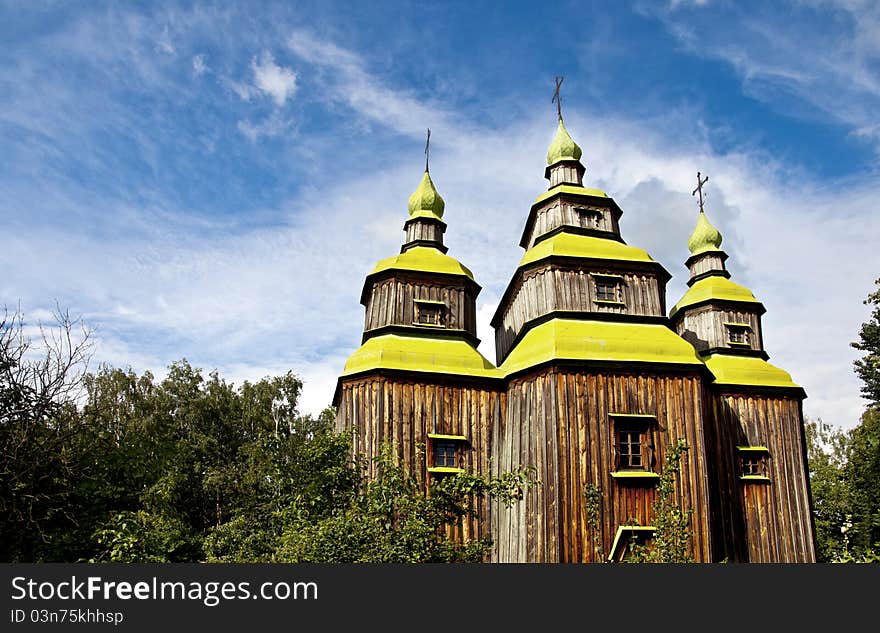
[
  {"xmin": 552, "ymin": 76, "xmax": 564, "ymax": 122},
  {"xmin": 692, "ymin": 171, "xmax": 709, "ymax": 214},
  {"xmin": 425, "ymin": 128, "xmax": 431, "ymax": 172}
]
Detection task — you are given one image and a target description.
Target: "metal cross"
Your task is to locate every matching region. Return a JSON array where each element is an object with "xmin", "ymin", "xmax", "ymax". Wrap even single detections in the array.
[
  {"xmin": 552, "ymin": 76, "xmax": 564, "ymax": 122},
  {"xmin": 425, "ymin": 128, "xmax": 431, "ymax": 172},
  {"xmin": 692, "ymin": 171, "xmax": 709, "ymax": 213}
]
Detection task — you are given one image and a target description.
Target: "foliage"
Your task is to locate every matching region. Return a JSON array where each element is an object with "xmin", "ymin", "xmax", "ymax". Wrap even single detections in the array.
[
  {"xmin": 626, "ymin": 439, "xmax": 693, "ymax": 563},
  {"xmin": 805, "ymin": 418, "xmax": 851, "ymax": 561},
  {"xmin": 275, "ymin": 446, "xmax": 535, "ymax": 563},
  {"xmin": 0, "ymin": 307, "xmax": 93, "ymax": 562},
  {"xmin": 852, "ymin": 277, "xmax": 880, "ymax": 406},
  {"xmin": 583, "ymin": 483, "xmax": 603, "ymax": 561},
  {"xmin": 806, "ymin": 278, "xmax": 880, "ymax": 562},
  {"xmin": 1, "ymin": 308, "xmax": 534, "ymax": 562}
]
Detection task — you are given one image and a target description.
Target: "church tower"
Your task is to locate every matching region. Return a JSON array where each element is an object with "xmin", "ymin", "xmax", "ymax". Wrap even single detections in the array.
[
  {"xmin": 333, "ymin": 158, "xmax": 503, "ymax": 542},
  {"xmin": 670, "ymin": 202, "xmax": 816, "ymax": 562},
  {"xmin": 489, "ymin": 117, "xmax": 714, "ymax": 562}
]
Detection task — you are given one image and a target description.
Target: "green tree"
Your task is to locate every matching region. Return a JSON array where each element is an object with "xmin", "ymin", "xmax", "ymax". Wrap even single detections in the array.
[
  {"xmin": 0, "ymin": 307, "xmax": 93, "ymax": 562},
  {"xmin": 844, "ymin": 409, "xmax": 880, "ymax": 556},
  {"xmin": 806, "ymin": 278, "xmax": 880, "ymax": 562},
  {"xmin": 804, "ymin": 418, "xmax": 851, "ymax": 561},
  {"xmin": 852, "ymin": 278, "xmax": 880, "ymax": 405},
  {"xmin": 274, "ymin": 445, "xmax": 534, "ymax": 563}
]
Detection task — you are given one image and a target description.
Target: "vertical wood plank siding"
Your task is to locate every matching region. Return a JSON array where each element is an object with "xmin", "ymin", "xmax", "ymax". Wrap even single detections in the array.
[
  {"xmin": 496, "ymin": 264, "xmax": 663, "ymax": 362},
  {"xmin": 524, "ymin": 199, "xmax": 621, "ymax": 249},
  {"xmin": 336, "ymin": 376, "xmax": 502, "ymax": 542},
  {"xmin": 364, "ymin": 277, "xmax": 477, "ymax": 336},
  {"xmin": 491, "ymin": 368, "xmax": 712, "ymax": 562},
  {"xmin": 405, "ymin": 221, "xmax": 445, "ymax": 245},
  {"xmin": 707, "ymin": 391, "xmax": 816, "ymax": 562},
  {"xmin": 675, "ymin": 306, "xmax": 764, "ymax": 353}
]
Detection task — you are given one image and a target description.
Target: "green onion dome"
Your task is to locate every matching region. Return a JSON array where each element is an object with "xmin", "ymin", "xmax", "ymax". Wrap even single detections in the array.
[
  {"xmin": 407, "ymin": 171, "xmax": 445, "ymax": 219},
  {"xmin": 687, "ymin": 211, "xmax": 723, "ymax": 255},
  {"xmin": 546, "ymin": 119, "xmax": 583, "ymax": 165}
]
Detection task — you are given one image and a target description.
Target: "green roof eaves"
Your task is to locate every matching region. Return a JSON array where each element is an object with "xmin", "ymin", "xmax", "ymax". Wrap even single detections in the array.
[
  {"xmin": 534, "ymin": 184, "xmax": 608, "ymax": 205},
  {"xmin": 519, "ymin": 232, "xmax": 654, "ymax": 268},
  {"xmin": 500, "ymin": 319, "xmax": 703, "ymax": 375},
  {"xmin": 702, "ymin": 353, "xmax": 801, "ymax": 389},
  {"xmin": 670, "ymin": 276, "xmax": 761, "ymax": 317},
  {"xmin": 407, "ymin": 210, "xmax": 448, "ymax": 223},
  {"xmin": 370, "ymin": 246, "xmax": 474, "ymax": 280},
  {"xmin": 342, "ymin": 333, "xmax": 502, "ymax": 379}
]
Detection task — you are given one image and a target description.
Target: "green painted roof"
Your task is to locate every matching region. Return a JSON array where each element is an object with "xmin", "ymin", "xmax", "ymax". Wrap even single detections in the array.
[
  {"xmin": 703, "ymin": 353, "xmax": 801, "ymax": 389},
  {"xmin": 670, "ymin": 275, "xmax": 761, "ymax": 317},
  {"xmin": 520, "ymin": 232, "xmax": 654, "ymax": 268},
  {"xmin": 408, "ymin": 171, "xmax": 445, "ymax": 219},
  {"xmin": 547, "ymin": 119, "xmax": 583, "ymax": 165},
  {"xmin": 370, "ymin": 245, "xmax": 474, "ymax": 280},
  {"xmin": 688, "ymin": 211, "xmax": 723, "ymax": 255},
  {"xmin": 500, "ymin": 319, "xmax": 703, "ymax": 375},
  {"xmin": 342, "ymin": 333, "xmax": 502, "ymax": 379},
  {"xmin": 534, "ymin": 184, "xmax": 608, "ymax": 204}
]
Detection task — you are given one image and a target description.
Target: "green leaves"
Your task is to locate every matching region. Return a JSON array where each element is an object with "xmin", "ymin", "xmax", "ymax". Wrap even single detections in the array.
[{"xmin": 852, "ymin": 278, "xmax": 880, "ymax": 406}]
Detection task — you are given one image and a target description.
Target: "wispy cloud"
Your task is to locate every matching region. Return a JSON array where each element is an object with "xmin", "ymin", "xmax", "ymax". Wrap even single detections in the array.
[
  {"xmin": 646, "ymin": 1, "xmax": 880, "ymax": 152},
  {"xmin": 192, "ymin": 53, "xmax": 208, "ymax": 76},
  {"xmin": 251, "ymin": 51, "xmax": 297, "ymax": 106},
  {"xmin": 287, "ymin": 29, "xmax": 460, "ymax": 140}
]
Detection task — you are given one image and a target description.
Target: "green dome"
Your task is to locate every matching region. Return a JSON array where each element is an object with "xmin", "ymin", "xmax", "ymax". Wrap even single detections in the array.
[
  {"xmin": 546, "ymin": 119, "xmax": 583, "ymax": 165},
  {"xmin": 407, "ymin": 171, "xmax": 445, "ymax": 219},
  {"xmin": 688, "ymin": 211, "xmax": 723, "ymax": 255}
]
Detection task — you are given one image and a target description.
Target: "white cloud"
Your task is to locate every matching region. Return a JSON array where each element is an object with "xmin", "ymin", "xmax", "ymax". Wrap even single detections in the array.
[
  {"xmin": 156, "ymin": 25, "xmax": 175, "ymax": 55},
  {"xmin": 251, "ymin": 51, "xmax": 297, "ymax": 106},
  {"xmin": 237, "ymin": 111, "xmax": 293, "ymax": 141},
  {"xmin": 287, "ymin": 30, "xmax": 459, "ymax": 139},
  {"xmin": 192, "ymin": 54, "xmax": 208, "ymax": 76}
]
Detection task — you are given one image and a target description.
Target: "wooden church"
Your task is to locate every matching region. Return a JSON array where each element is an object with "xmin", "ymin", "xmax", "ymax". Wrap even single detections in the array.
[{"xmin": 333, "ymin": 101, "xmax": 817, "ymax": 563}]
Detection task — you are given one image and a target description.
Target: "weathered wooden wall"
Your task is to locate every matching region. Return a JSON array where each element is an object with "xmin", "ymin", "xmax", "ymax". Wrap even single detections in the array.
[
  {"xmin": 687, "ymin": 253, "xmax": 726, "ymax": 279},
  {"xmin": 524, "ymin": 200, "xmax": 619, "ymax": 249},
  {"xmin": 405, "ymin": 221, "xmax": 445, "ymax": 245},
  {"xmin": 491, "ymin": 367, "xmax": 712, "ymax": 562},
  {"xmin": 674, "ymin": 305, "xmax": 765, "ymax": 353},
  {"xmin": 495, "ymin": 264, "xmax": 664, "ymax": 362},
  {"xmin": 336, "ymin": 375, "xmax": 503, "ymax": 543},
  {"xmin": 706, "ymin": 390, "xmax": 816, "ymax": 562},
  {"xmin": 364, "ymin": 276, "xmax": 477, "ymax": 336}
]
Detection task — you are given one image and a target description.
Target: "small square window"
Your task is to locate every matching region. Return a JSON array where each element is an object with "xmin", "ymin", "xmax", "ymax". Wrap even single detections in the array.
[
  {"xmin": 414, "ymin": 301, "xmax": 445, "ymax": 327},
  {"xmin": 596, "ymin": 280, "xmax": 619, "ymax": 302},
  {"xmin": 737, "ymin": 446, "xmax": 771, "ymax": 482},
  {"xmin": 610, "ymin": 414, "xmax": 658, "ymax": 483},
  {"xmin": 617, "ymin": 425, "xmax": 644, "ymax": 469},
  {"xmin": 434, "ymin": 441, "xmax": 457, "ymax": 468},
  {"xmin": 725, "ymin": 323, "xmax": 751, "ymax": 346},
  {"xmin": 575, "ymin": 207, "xmax": 602, "ymax": 228},
  {"xmin": 427, "ymin": 434, "xmax": 467, "ymax": 475},
  {"xmin": 742, "ymin": 455, "xmax": 763, "ymax": 476}
]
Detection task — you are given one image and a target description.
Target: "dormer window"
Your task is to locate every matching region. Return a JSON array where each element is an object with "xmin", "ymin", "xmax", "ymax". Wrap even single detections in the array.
[
  {"xmin": 724, "ymin": 322, "xmax": 751, "ymax": 347},
  {"xmin": 414, "ymin": 300, "xmax": 445, "ymax": 327}
]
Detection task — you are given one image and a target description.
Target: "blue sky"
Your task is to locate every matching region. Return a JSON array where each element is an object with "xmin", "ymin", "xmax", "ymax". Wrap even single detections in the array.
[{"xmin": 2, "ymin": 0, "xmax": 879, "ymax": 428}]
